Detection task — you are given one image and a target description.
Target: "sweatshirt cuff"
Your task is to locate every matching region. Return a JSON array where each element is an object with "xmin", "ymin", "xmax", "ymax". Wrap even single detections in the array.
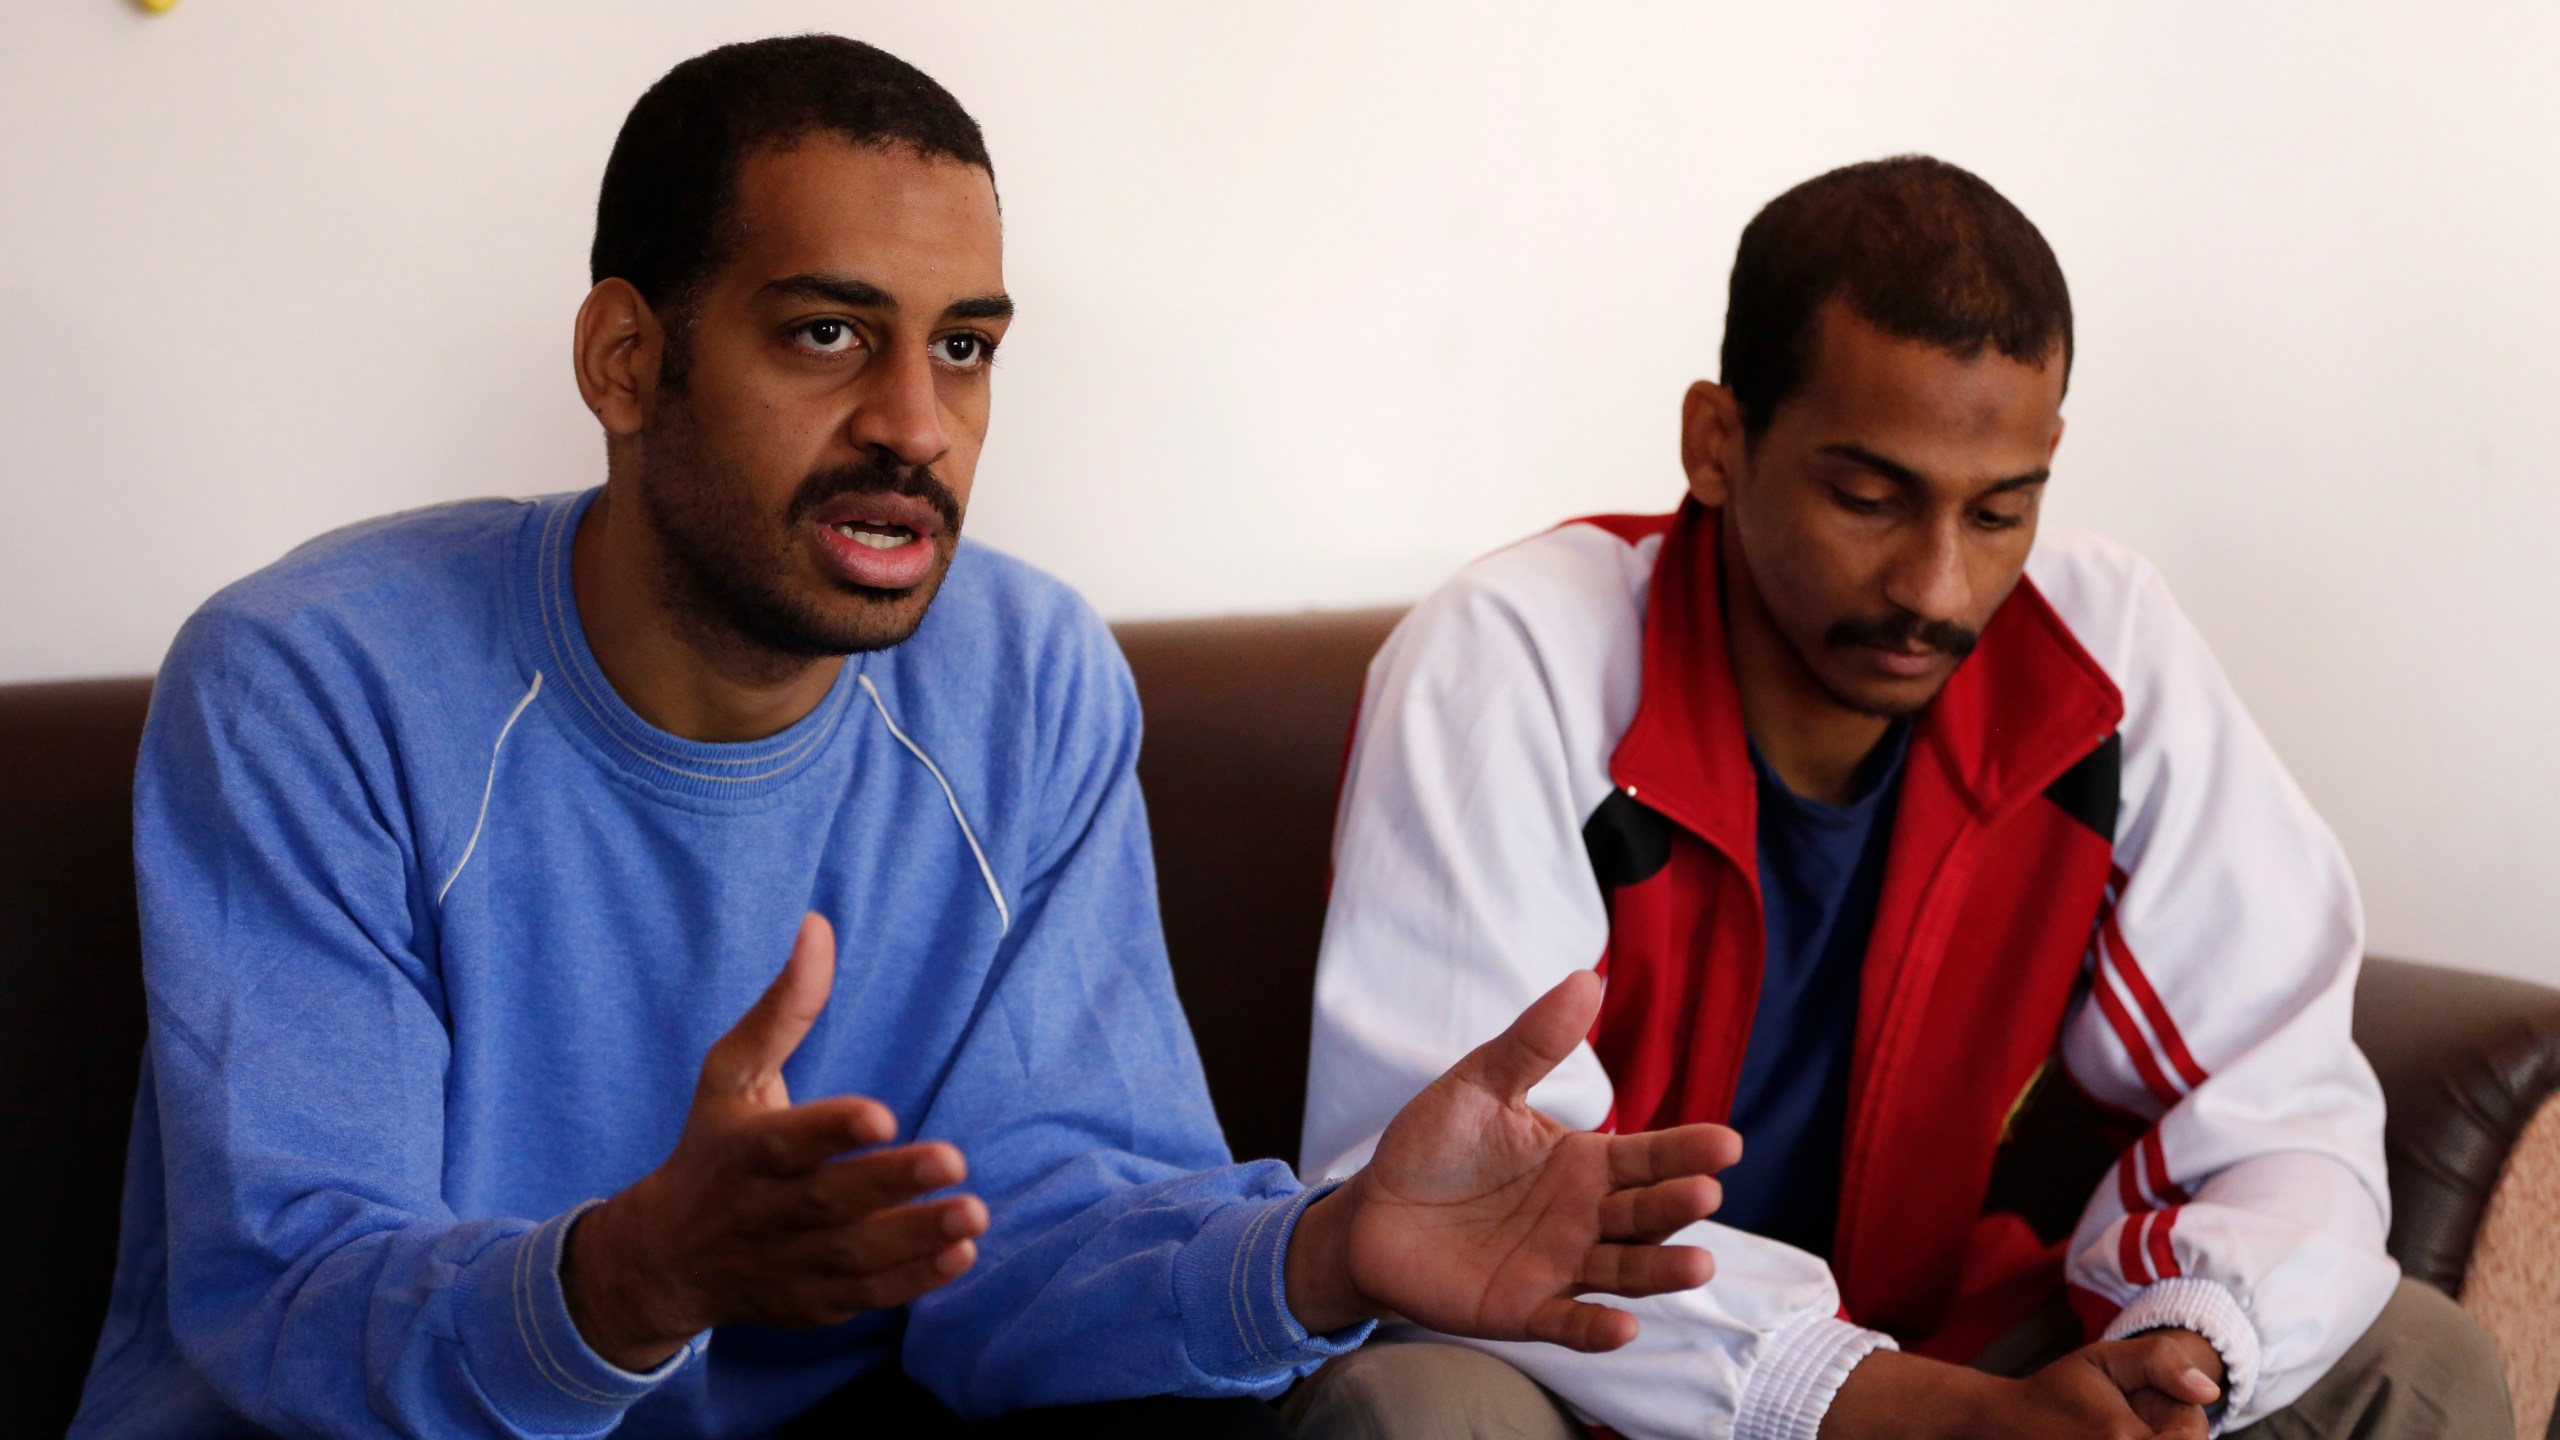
[
  {"xmin": 2103, "ymin": 1275, "xmax": 2259, "ymax": 1427},
  {"xmin": 1734, "ymin": 1313, "xmax": 1898, "ymax": 1440},
  {"xmin": 454, "ymin": 1202, "xmax": 705, "ymax": 1434},
  {"xmin": 1171, "ymin": 1181, "xmax": 1375, "ymax": 1381}
]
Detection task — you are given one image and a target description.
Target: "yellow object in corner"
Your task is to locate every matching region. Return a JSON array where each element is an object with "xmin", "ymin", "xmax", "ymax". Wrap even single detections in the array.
[{"xmin": 138, "ymin": 0, "xmax": 182, "ymax": 12}]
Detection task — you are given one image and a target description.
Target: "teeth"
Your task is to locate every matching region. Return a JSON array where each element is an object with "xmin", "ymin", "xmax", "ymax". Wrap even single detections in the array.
[{"xmin": 833, "ymin": 522, "xmax": 911, "ymax": 550}]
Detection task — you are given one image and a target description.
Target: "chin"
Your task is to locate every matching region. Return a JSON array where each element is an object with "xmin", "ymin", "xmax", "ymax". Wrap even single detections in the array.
[
  {"xmin": 1820, "ymin": 671, "xmax": 1950, "ymax": 721},
  {"xmin": 790, "ymin": 576, "xmax": 946, "ymax": 654},
  {"xmin": 723, "ymin": 563, "xmax": 952, "ymax": 658},
  {"xmin": 818, "ymin": 593, "xmax": 936, "ymax": 653}
]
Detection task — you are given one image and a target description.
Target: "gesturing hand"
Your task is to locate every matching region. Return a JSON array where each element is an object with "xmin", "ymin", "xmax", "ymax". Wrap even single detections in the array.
[
  {"xmin": 1286, "ymin": 971, "xmax": 1743, "ymax": 1350},
  {"xmin": 563, "ymin": 914, "xmax": 987, "ymax": 1371}
]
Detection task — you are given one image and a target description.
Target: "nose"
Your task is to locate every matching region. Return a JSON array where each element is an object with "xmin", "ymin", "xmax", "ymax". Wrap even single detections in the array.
[
  {"xmin": 1881, "ymin": 514, "xmax": 1971, "ymax": 628},
  {"xmin": 846, "ymin": 341, "xmax": 949, "ymax": 469}
]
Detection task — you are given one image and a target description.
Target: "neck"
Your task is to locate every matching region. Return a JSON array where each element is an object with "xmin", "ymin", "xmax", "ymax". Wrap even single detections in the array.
[
  {"xmin": 1718, "ymin": 520, "xmax": 1892, "ymax": 806},
  {"xmin": 571, "ymin": 484, "xmax": 844, "ymax": 743}
]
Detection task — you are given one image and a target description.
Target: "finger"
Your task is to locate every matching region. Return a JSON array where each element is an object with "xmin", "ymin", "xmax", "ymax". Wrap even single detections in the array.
[
  {"xmin": 745, "ymin": 1095, "xmax": 901, "ymax": 1174},
  {"xmin": 1598, "ymin": 1176, "xmax": 1722, "ymax": 1241},
  {"xmin": 2136, "ymin": 1341, "xmax": 2222, "ymax": 1407},
  {"xmin": 803, "ymin": 1140, "xmax": 969, "ymax": 1214},
  {"xmin": 837, "ymin": 1237, "xmax": 980, "ymax": 1315},
  {"xmin": 2127, "ymin": 1390, "xmax": 2210, "ymax": 1440},
  {"xmin": 699, "ymin": 913, "xmax": 838, "ymax": 1100},
  {"xmin": 828, "ymin": 1194, "xmax": 990, "ymax": 1277},
  {"xmin": 1523, "ymin": 1295, "xmax": 1640, "ymax": 1353},
  {"xmin": 1452, "ymin": 971, "xmax": 1602, "ymax": 1102},
  {"xmin": 1605, "ymin": 1122, "xmax": 1744, "ymax": 1188},
  {"xmin": 1574, "ymin": 1242, "xmax": 1714, "ymax": 1298},
  {"xmin": 2094, "ymin": 1336, "xmax": 2222, "ymax": 1407},
  {"xmin": 2154, "ymin": 1402, "xmax": 2211, "ymax": 1440}
]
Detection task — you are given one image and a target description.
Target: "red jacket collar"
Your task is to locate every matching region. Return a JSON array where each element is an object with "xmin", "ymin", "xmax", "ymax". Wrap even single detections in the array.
[{"xmin": 1607, "ymin": 501, "xmax": 2123, "ymax": 859}]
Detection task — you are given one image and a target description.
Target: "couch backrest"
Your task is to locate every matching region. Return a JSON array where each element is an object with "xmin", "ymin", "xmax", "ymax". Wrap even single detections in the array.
[
  {"xmin": 0, "ymin": 678, "xmax": 153, "ymax": 1433},
  {"xmin": 1114, "ymin": 609, "xmax": 1407, "ymax": 1166}
]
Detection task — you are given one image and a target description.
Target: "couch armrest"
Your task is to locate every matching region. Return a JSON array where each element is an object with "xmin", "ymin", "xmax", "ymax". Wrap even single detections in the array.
[{"xmin": 2352, "ymin": 956, "xmax": 2560, "ymax": 1296}]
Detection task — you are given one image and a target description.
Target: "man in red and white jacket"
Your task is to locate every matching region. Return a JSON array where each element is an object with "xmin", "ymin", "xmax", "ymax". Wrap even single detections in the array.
[{"xmin": 1289, "ymin": 158, "xmax": 2507, "ymax": 1440}]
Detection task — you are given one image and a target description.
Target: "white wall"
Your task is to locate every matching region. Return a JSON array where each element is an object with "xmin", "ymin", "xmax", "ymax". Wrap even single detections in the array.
[{"xmin": 5, "ymin": 2, "xmax": 2555, "ymax": 984}]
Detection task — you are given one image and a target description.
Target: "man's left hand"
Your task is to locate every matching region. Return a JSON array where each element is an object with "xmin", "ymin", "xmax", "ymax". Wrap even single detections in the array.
[
  {"xmin": 2117, "ymin": 1328, "xmax": 2225, "ymax": 1440},
  {"xmin": 1284, "ymin": 971, "xmax": 1743, "ymax": 1350}
]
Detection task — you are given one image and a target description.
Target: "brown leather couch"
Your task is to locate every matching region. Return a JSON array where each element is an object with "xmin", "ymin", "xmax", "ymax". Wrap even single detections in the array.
[{"xmin": 6, "ymin": 610, "xmax": 2558, "ymax": 1438}]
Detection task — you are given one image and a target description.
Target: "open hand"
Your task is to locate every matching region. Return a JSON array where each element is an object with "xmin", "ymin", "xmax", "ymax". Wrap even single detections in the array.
[
  {"xmin": 1286, "ymin": 971, "xmax": 1742, "ymax": 1350},
  {"xmin": 563, "ymin": 914, "xmax": 987, "ymax": 1370}
]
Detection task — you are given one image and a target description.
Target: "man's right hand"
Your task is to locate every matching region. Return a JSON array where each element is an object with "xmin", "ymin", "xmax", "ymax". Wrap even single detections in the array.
[
  {"xmin": 563, "ymin": 913, "xmax": 988, "ymax": 1371},
  {"xmin": 1821, "ymin": 1335, "xmax": 2221, "ymax": 1440}
]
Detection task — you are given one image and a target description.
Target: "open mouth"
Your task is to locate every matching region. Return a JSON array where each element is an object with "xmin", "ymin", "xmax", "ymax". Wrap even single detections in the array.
[
  {"xmin": 834, "ymin": 520, "xmax": 918, "ymax": 551},
  {"xmin": 809, "ymin": 502, "xmax": 941, "ymax": 592}
]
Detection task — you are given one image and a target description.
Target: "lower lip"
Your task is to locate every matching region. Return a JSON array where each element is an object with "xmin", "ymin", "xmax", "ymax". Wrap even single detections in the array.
[
  {"xmin": 813, "ymin": 522, "xmax": 938, "ymax": 591},
  {"xmin": 1862, "ymin": 646, "xmax": 1943, "ymax": 679}
]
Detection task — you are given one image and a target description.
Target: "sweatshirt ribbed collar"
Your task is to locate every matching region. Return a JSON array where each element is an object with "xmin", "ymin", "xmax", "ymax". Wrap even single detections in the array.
[{"xmin": 513, "ymin": 487, "xmax": 860, "ymax": 805}]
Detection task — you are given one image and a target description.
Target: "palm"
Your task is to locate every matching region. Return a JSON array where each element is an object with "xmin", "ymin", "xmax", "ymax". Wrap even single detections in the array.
[{"xmin": 1341, "ymin": 972, "xmax": 1741, "ymax": 1352}]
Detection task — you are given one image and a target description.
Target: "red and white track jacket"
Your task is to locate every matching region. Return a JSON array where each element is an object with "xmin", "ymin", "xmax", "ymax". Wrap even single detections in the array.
[{"xmin": 1301, "ymin": 502, "xmax": 2394, "ymax": 1440}]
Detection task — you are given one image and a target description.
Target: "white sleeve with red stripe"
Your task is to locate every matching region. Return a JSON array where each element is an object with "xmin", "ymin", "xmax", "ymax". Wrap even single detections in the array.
[
  {"xmin": 1303, "ymin": 528, "xmax": 1897, "ymax": 1440},
  {"xmin": 2030, "ymin": 530, "xmax": 2397, "ymax": 1429}
]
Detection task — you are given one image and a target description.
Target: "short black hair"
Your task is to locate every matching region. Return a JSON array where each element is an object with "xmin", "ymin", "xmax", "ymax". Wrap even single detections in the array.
[
  {"xmin": 1720, "ymin": 155, "xmax": 2071, "ymax": 439},
  {"xmin": 591, "ymin": 35, "xmax": 992, "ymax": 342}
]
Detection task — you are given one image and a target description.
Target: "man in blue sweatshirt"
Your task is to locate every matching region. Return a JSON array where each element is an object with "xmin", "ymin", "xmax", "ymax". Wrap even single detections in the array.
[{"xmin": 71, "ymin": 34, "xmax": 1741, "ymax": 1440}]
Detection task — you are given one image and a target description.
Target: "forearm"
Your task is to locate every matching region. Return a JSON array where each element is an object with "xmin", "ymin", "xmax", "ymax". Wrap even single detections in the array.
[
  {"xmin": 1336, "ymin": 1218, "xmax": 1877, "ymax": 1440},
  {"xmin": 173, "ymin": 1203, "xmax": 681, "ymax": 1438},
  {"xmin": 1819, "ymin": 1351, "xmax": 2000, "ymax": 1440},
  {"xmin": 1824, "ymin": 1330, "xmax": 2225, "ymax": 1440},
  {"xmin": 2069, "ymin": 1140, "xmax": 2391, "ymax": 1420},
  {"xmin": 905, "ymin": 1160, "xmax": 1367, "ymax": 1417}
]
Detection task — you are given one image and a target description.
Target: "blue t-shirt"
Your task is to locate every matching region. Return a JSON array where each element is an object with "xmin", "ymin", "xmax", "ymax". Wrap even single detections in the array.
[
  {"xmin": 1715, "ymin": 725, "xmax": 1910, "ymax": 1257},
  {"xmin": 73, "ymin": 489, "xmax": 1363, "ymax": 1440}
]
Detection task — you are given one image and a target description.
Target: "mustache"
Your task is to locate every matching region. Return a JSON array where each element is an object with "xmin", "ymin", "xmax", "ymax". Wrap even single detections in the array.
[
  {"xmin": 1825, "ymin": 610, "xmax": 1979, "ymax": 659},
  {"xmin": 785, "ymin": 451, "xmax": 964, "ymax": 537}
]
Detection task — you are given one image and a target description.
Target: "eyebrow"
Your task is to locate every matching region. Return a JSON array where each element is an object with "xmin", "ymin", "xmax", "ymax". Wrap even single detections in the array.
[
  {"xmin": 1818, "ymin": 441, "xmax": 2048, "ymax": 496},
  {"xmin": 756, "ymin": 273, "xmax": 1014, "ymax": 324},
  {"xmin": 943, "ymin": 294, "xmax": 1016, "ymax": 322}
]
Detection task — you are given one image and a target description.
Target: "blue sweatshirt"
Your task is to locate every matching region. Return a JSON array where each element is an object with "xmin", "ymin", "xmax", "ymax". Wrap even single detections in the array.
[{"xmin": 74, "ymin": 489, "xmax": 1364, "ymax": 1439}]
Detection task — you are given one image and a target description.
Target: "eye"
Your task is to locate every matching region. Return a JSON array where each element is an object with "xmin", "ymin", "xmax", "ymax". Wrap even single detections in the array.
[
  {"xmin": 1971, "ymin": 508, "xmax": 2028, "ymax": 532},
  {"xmin": 930, "ymin": 332, "xmax": 996, "ymax": 371},
  {"xmin": 792, "ymin": 319, "xmax": 859, "ymax": 356},
  {"xmin": 1830, "ymin": 487, "xmax": 1890, "ymax": 518}
]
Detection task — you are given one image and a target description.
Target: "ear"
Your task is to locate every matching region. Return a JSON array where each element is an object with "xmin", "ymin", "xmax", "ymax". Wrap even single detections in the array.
[
  {"xmin": 1681, "ymin": 380, "xmax": 1745, "ymax": 507},
  {"xmin": 2046, "ymin": 413, "xmax": 2067, "ymax": 463},
  {"xmin": 572, "ymin": 279, "xmax": 665, "ymax": 439}
]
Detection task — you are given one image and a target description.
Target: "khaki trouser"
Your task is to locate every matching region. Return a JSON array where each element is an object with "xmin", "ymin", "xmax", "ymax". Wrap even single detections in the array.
[{"xmin": 1279, "ymin": 1278, "xmax": 2513, "ymax": 1440}]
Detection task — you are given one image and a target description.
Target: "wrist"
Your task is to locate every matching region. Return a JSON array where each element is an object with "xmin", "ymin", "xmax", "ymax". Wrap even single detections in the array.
[
  {"xmin": 1280, "ymin": 1183, "xmax": 1376, "ymax": 1336},
  {"xmin": 563, "ymin": 1185, "xmax": 699, "ymax": 1371},
  {"xmin": 1818, "ymin": 1351, "xmax": 2000, "ymax": 1440}
]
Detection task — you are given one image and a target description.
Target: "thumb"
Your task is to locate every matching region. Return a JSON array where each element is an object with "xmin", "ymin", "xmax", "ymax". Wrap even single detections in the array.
[
  {"xmin": 1452, "ymin": 971, "xmax": 1602, "ymax": 1103},
  {"xmin": 698, "ymin": 913, "xmax": 837, "ymax": 1105}
]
